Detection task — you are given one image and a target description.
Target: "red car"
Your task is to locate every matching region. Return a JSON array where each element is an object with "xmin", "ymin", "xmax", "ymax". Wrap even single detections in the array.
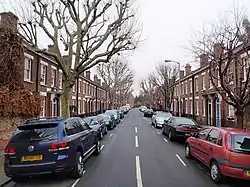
[{"xmin": 185, "ymin": 126, "xmax": 250, "ymax": 184}]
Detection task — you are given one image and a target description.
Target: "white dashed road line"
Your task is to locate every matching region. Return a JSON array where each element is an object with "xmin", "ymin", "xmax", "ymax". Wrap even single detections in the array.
[
  {"xmin": 136, "ymin": 156, "xmax": 143, "ymax": 187},
  {"xmin": 164, "ymin": 138, "xmax": 168, "ymax": 143},
  {"xmin": 109, "ymin": 133, "xmax": 113, "ymax": 138},
  {"xmin": 71, "ymin": 170, "xmax": 86, "ymax": 187},
  {"xmin": 135, "ymin": 136, "xmax": 139, "ymax": 147},
  {"xmin": 135, "ymin": 127, "xmax": 138, "ymax": 133},
  {"xmin": 176, "ymin": 154, "xmax": 187, "ymax": 167},
  {"xmin": 101, "ymin": 145, "xmax": 104, "ymax": 150}
]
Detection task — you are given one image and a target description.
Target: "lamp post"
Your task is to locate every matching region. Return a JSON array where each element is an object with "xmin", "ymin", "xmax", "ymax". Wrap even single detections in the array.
[{"xmin": 165, "ymin": 60, "xmax": 181, "ymax": 117}]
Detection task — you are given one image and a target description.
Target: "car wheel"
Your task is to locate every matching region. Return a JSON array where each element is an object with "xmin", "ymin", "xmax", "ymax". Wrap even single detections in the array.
[
  {"xmin": 71, "ymin": 152, "xmax": 84, "ymax": 179},
  {"xmin": 12, "ymin": 176, "xmax": 28, "ymax": 183},
  {"xmin": 210, "ymin": 161, "xmax": 224, "ymax": 184},
  {"xmin": 162, "ymin": 127, "xmax": 165, "ymax": 135},
  {"xmin": 94, "ymin": 139, "xmax": 101, "ymax": 156},
  {"xmin": 168, "ymin": 130, "xmax": 174, "ymax": 141},
  {"xmin": 185, "ymin": 144, "xmax": 192, "ymax": 159},
  {"xmin": 104, "ymin": 126, "xmax": 108, "ymax": 134},
  {"xmin": 100, "ymin": 131, "xmax": 103, "ymax": 140}
]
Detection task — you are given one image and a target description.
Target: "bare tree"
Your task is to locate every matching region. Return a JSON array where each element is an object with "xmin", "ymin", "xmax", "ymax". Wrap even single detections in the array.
[
  {"xmin": 193, "ymin": 8, "xmax": 250, "ymax": 128},
  {"xmin": 140, "ymin": 78, "xmax": 154, "ymax": 107},
  {"xmin": 17, "ymin": 0, "xmax": 140, "ymax": 116},
  {"xmin": 149, "ymin": 63, "xmax": 178, "ymax": 111},
  {"xmin": 97, "ymin": 57, "xmax": 134, "ymax": 108}
]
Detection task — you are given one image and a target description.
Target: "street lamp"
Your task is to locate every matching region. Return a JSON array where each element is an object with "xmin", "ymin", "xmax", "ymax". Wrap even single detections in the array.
[{"xmin": 165, "ymin": 60, "xmax": 181, "ymax": 117}]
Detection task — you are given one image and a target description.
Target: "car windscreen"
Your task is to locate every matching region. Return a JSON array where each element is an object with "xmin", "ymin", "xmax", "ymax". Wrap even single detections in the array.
[
  {"xmin": 99, "ymin": 115, "xmax": 110, "ymax": 121},
  {"xmin": 175, "ymin": 118, "xmax": 197, "ymax": 126},
  {"xmin": 233, "ymin": 135, "xmax": 250, "ymax": 152},
  {"xmin": 156, "ymin": 112, "xmax": 171, "ymax": 117},
  {"xmin": 10, "ymin": 123, "xmax": 59, "ymax": 143},
  {"xmin": 84, "ymin": 117, "xmax": 98, "ymax": 126}
]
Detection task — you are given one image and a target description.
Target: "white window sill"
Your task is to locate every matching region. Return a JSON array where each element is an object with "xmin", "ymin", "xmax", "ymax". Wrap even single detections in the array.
[
  {"xmin": 24, "ymin": 79, "xmax": 33, "ymax": 84},
  {"xmin": 40, "ymin": 82, "xmax": 47, "ymax": 86}
]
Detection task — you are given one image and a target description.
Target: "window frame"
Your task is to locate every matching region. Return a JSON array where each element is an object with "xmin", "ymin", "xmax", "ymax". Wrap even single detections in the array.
[
  {"xmin": 40, "ymin": 62, "xmax": 48, "ymax": 85},
  {"xmin": 24, "ymin": 57, "xmax": 32, "ymax": 82}
]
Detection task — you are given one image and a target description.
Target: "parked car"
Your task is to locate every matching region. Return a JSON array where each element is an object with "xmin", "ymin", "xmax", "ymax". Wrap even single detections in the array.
[
  {"xmin": 185, "ymin": 127, "xmax": 250, "ymax": 183},
  {"xmin": 105, "ymin": 110, "xmax": 120, "ymax": 124},
  {"xmin": 4, "ymin": 117, "xmax": 101, "ymax": 183},
  {"xmin": 98, "ymin": 113, "xmax": 116, "ymax": 130},
  {"xmin": 83, "ymin": 116, "xmax": 108, "ymax": 140},
  {"xmin": 118, "ymin": 109, "xmax": 124, "ymax": 119},
  {"xmin": 143, "ymin": 108, "xmax": 154, "ymax": 117},
  {"xmin": 162, "ymin": 117, "xmax": 201, "ymax": 141},
  {"xmin": 139, "ymin": 106, "xmax": 147, "ymax": 112},
  {"xmin": 151, "ymin": 112, "xmax": 172, "ymax": 128}
]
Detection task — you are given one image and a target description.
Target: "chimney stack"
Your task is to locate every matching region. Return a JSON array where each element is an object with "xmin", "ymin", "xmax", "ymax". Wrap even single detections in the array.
[
  {"xmin": 94, "ymin": 74, "xmax": 98, "ymax": 83},
  {"xmin": 85, "ymin": 71, "xmax": 91, "ymax": 79},
  {"xmin": 102, "ymin": 82, "xmax": 106, "ymax": 88},
  {"xmin": 185, "ymin": 63, "xmax": 191, "ymax": 76},
  {"xmin": 200, "ymin": 54, "xmax": 208, "ymax": 67},
  {"xmin": 180, "ymin": 70, "xmax": 184, "ymax": 79},
  {"xmin": 0, "ymin": 12, "xmax": 18, "ymax": 32},
  {"xmin": 213, "ymin": 43, "xmax": 224, "ymax": 59},
  {"xmin": 97, "ymin": 79, "xmax": 101, "ymax": 85}
]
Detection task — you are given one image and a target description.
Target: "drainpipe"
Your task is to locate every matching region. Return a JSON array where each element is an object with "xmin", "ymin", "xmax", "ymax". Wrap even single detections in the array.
[
  {"xmin": 95, "ymin": 85, "xmax": 98, "ymax": 114},
  {"xmin": 192, "ymin": 75, "xmax": 195, "ymax": 119}
]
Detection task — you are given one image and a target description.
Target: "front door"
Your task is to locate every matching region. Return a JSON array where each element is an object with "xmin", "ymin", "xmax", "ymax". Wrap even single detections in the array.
[{"xmin": 216, "ymin": 99, "xmax": 221, "ymax": 127}]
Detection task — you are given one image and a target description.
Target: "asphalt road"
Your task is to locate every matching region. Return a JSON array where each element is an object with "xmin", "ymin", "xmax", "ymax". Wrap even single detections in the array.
[{"xmin": 4, "ymin": 109, "xmax": 250, "ymax": 187}]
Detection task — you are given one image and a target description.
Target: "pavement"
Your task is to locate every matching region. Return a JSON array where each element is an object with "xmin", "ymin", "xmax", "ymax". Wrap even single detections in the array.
[{"xmin": 2, "ymin": 109, "xmax": 250, "ymax": 187}]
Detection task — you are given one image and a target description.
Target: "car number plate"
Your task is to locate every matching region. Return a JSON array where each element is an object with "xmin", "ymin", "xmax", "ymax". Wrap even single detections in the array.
[
  {"xmin": 22, "ymin": 155, "xmax": 43, "ymax": 162},
  {"xmin": 246, "ymin": 170, "xmax": 250, "ymax": 177}
]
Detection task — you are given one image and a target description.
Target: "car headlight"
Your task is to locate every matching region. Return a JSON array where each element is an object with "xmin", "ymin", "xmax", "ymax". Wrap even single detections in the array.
[
  {"xmin": 105, "ymin": 121, "xmax": 109, "ymax": 124},
  {"xmin": 157, "ymin": 120, "xmax": 164, "ymax": 124}
]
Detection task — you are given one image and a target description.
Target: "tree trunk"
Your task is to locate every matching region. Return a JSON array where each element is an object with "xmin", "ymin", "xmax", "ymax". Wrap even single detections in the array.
[
  {"xmin": 61, "ymin": 80, "xmax": 71, "ymax": 117},
  {"xmin": 235, "ymin": 109, "xmax": 244, "ymax": 129}
]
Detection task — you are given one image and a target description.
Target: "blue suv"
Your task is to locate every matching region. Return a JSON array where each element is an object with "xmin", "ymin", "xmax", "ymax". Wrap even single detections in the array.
[{"xmin": 4, "ymin": 117, "xmax": 101, "ymax": 183}]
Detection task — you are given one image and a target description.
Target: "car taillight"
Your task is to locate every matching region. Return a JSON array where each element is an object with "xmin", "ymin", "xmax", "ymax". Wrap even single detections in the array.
[
  {"xmin": 225, "ymin": 133, "xmax": 232, "ymax": 151},
  {"xmin": 49, "ymin": 141, "xmax": 69, "ymax": 152},
  {"xmin": 5, "ymin": 147, "xmax": 16, "ymax": 155}
]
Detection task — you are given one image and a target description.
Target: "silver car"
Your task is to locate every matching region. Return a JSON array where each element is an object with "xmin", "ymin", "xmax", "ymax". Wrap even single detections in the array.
[{"xmin": 151, "ymin": 112, "xmax": 172, "ymax": 128}]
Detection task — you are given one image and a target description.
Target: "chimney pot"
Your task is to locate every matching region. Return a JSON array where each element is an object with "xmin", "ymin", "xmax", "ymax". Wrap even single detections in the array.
[
  {"xmin": 85, "ymin": 71, "xmax": 91, "ymax": 79},
  {"xmin": 185, "ymin": 63, "xmax": 191, "ymax": 76}
]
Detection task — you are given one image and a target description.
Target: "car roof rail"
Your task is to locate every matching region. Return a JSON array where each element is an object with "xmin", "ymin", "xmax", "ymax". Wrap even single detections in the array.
[{"xmin": 24, "ymin": 116, "xmax": 64, "ymax": 124}]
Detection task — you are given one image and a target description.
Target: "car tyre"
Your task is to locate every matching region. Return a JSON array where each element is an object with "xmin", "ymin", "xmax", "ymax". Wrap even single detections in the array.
[
  {"xmin": 12, "ymin": 176, "xmax": 28, "ymax": 183},
  {"xmin": 168, "ymin": 130, "xmax": 174, "ymax": 141},
  {"xmin": 104, "ymin": 126, "xmax": 108, "ymax": 134},
  {"xmin": 185, "ymin": 144, "xmax": 193, "ymax": 159},
  {"xmin": 71, "ymin": 152, "xmax": 84, "ymax": 179},
  {"xmin": 94, "ymin": 139, "xmax": 101, "ymax": 156},
  {"xmin": 100, "ymin": 131, "xmax": 103, "ymax": 140},
  {"xmin": 210, "ymin": 161, "xmax": 224, "ymax": 184},
  {"xmin": 162, "ymin": 127, "xmax": 165, "ymax": 135}
]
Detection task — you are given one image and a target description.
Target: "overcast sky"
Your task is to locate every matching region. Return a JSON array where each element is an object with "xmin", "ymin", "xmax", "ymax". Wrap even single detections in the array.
[{"xmin": 2, "ymin": 0, "xmax": 250, "ymax": 96}]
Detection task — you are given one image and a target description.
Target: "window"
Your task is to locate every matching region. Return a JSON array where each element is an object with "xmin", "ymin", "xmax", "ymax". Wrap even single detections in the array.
[
  {"xmin": 72, "ymin": 99, "xmax": 76, "ymax": 106},
  {"xmin": 40, "ymin": 63, "xmax": 47, "ymax": 85},
  {"xmin": 233, "ymin": 135, "xmax": 250, "ymax": 152},
  {"xmin": 190, "ymin": 99, "xmax": 193, "ymax": 114},
  {"xmin": 64, "ymin": 119, "xmax": 84, "ymax": 136},
  {"xmin": 209, "ymin": 77, "xmax": 213, "ymax": 89},
  {"xmin": 24, "ymin": 57, "xmax": 32, "ymax": 82},
  {"xmin": 189, "ymin": 80, "xmax": 192, "ymax": 93},
  {"xmin": 228, "ymin": 104, "xmax": 235, "ymax": 117},
  {"xmin": 243, "ymin": 58, "xmax": 250, "ymax": 81},
  {"xmin": 217, "ymin": 70, "xmax": 221, "ymax": 87},
  {"xmin": 79, "ymin": 80, "xmax": 81, "ymax": 93},
  {"xmin": 78, "ymin": 118, "xmax": 90, "ymax": 131},
  {"xmin": 197, "ymin": 128, "xmax": 210, "ymax": 140},
  {"xmin": 182, "ymin": 83, "xmax": 184, "ymax": 94},
  {"xmin": 185, "ymin": 100, "xmax": 188, "ymax": 113},
  {"xmin": 195, "ymin": 78, "xmax": 198, "ymax": 91},
  {"xmin": 196, "ymin": 99, "xmax": 199, "ymax": 115},
  {"xmin": 185, "ymin": 82, "xmax": 188, "ymax": 94},
  {"xmin": 59, "ymin": 71, "xmax": 63, "ymax": 89},
  {"xmin": 82, "ymin": 100, "xmax": 85, "ymax": 113},
  {"xmin": 206, "ymin": 129, "xmax": 219, "ymax": 144},
  {"xmin": 202, "ymin": 75, "xmax": 206, "ymax": 90},
  {"xmin": 79, "ymin": 99, "xmax": 82, "ymax": 114},
  {"xmin": 41, "ymin": 96, "xmax": 46, "ymax": 117},
  {"xmin": 51, "ymin": 68, "xmax": 56, "ymax": 87},
  {"xmin": 73, "ymin": 84, "xmax": 76, "ymax": 92},
  {"xmin": 228, "ymin": 67, "xmax": 233, "ymax": 84},
  {"xmin": 83, "ymin": 82, "xmax": 85, "ymax": 94},
  {"xmin": 202, "ymin": 99, "xmax": 205, "ymax": 116},
  {"xmin": 218, "ymin": 133, "xmax": 222, "ymax": 146}
]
